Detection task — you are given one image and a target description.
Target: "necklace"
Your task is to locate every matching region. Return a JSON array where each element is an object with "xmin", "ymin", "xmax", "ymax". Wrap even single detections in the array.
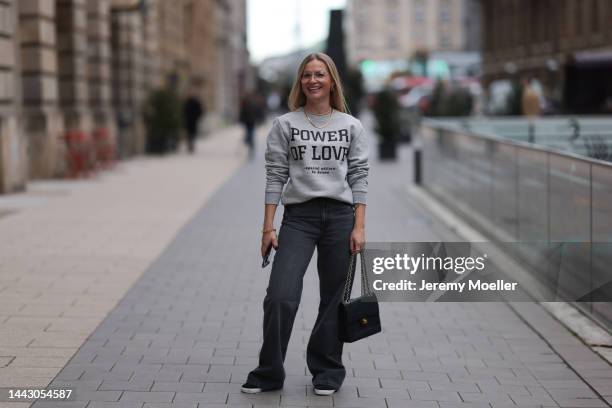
[{"xmin": 304, "ymin": 108, "xmax": 333, "ymax": 129}]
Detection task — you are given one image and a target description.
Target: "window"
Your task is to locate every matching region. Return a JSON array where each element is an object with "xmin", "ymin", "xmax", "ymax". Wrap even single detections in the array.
[
  {"xmin": 414, "ymin": 0, "xmax": 425, "ymax": 23},
  {"xmin": 590, "ymin": 0, "xmax": 600, "ymax": 33},
  {"xmin": 355, "ymin": 16, "xmax": 369, "ymax": 48},
  {"xmin": 386, "ymin": 10, "xmax": 398, "ymax": 24},
  {"xmin": 439, "ymin": 0, "xmax": 451, "ymax": 22},
  {"xmin": 575, "ymin": 0, "xmax": 583, "ymax": 35},
  {"xmin": 440, "ymin": 33, "xmax": 451, "ymax": 49}
]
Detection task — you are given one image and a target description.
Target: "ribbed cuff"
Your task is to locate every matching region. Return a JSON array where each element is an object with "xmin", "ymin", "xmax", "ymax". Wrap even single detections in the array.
[
  {"xmin": 265, "ymin": 191, "xmax": 281, "ymax": 205},
  {"xmin": 352, "ymin": 191, "xmax": 367, "ymax": 204}
]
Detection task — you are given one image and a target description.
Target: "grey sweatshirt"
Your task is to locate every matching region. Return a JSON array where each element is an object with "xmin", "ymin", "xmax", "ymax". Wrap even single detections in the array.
[{"xmin": 265, "ymin": 108, "xmax": 369, "ymax": 206}]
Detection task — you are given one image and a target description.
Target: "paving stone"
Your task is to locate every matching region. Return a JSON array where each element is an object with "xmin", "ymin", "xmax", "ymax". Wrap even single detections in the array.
[
  {"xmin": 537, "ymin": 379, "xmax": 594, "ymax": 389},
  {"xmin": 279, "ymin": 395, "xmax": 333, "ymax": 406},
  {"xmin": 476, "ymin": 379, "xmax": 531, "ymax": 395},
  {"xmin": 552, "ymin": 398, "xmax": 608, "ymax": 408},
  {"xmin": 429, "ymin": 381, "xmax": 481, "ymax": 392},
  {"xmin": 31, "ymin": 402, "xmax": 89, "ymax": 408},
  {"xmin": 356, "ymin": 386, "xmax": 409, "ymax": 398},
  {"xmin": 0, "ymin": 356, "xmax": 14, "ymax": 367},
  {"xmin": 202, "ymin": 383, "xmax": 244, "ymax": 393},
  {"xmin": 71, "ymin": 390, "xmax": 123, "ymax": 402},
  {"xmin": 351, "ymin": 367, "xmax": 402, "ymax": 379},
  {"xmin": 460, "ymin": 391, "xmax": 514, "ymax": 404},
  {"xmin": 130, "ymin": 371, "xmax": 182, "ymax": 383},
  {"xmin": 401, "ymin": 371, "xmax": 451, "ymax": 382},
  {"xmin": 226, "ymin": 392, "xmax": 279, "ymax": 405},
  {"xmin": 386, "ymin": 399, "xmax": 438, "ymax": 408},
  {"xmin": 119, "ymin": 392, "xmax": 175, "ymax": 403},
  {"xmin": 439, "ymin": 403, "xmax": 491, "ymax": 408},
  {"xmin": 150, "ymin": 382, "xmax": 204, "ymax": 392},
  {"xmin": 545, "ymin": 387, "xmax": 600, "ymax": 398},
  {"xmin": 87, "ymin": 403, "xmax": 145, "ymax": 408},
  {"xmin": 380, "ymin": 378, "xmax": 432, "ymax": 390},
  {"xmin": 99, "ymin": 380, "xmax": 154, "ymax": 391},
  {"xmin": 142, "ymin": 404, "xmax": 197, "ymax": 408},
  {"xmin": 410, "ymin": 389, "xmax": 462, "ymax": 402},
  {"xmin": 331, "ymin": 395, "xmax": 387, "ymax": 407},
  {"xmin": 510, "ymin": 392, "xmax": 559, "ymax": 405},
  {"xmin": 18, "ymin": 135, "xmax": 609, "ymax": 408}
]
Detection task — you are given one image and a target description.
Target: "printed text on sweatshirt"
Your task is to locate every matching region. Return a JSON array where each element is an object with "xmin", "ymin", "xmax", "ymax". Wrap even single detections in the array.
[{"xmin": 265, "ymin": 108, "xmax": 369, "ymax": 205}]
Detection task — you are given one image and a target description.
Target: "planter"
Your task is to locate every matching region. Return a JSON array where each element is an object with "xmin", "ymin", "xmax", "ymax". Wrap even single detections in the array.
[
  {"xmin": 64, "ymin": 130, "xmax": 95, "ymax": 178},
  {"xmin": 143, "ymin": 88, "xmax": 182, "ymax": 155},
  {"xmin": 378, "ymin": 139, "xmax": 397, "ymax": 160}
]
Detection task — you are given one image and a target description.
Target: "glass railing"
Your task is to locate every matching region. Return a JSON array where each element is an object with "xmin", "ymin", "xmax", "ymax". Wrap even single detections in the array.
[{"xmin": 420, "ymin": 117, "xmax": 612, "ymax": 329}]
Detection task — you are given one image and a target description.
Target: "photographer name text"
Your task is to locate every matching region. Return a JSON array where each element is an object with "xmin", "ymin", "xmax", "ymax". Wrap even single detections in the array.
[{"xmin": 372, "ymin": 279, "xmax": 517, "ymax": 292}]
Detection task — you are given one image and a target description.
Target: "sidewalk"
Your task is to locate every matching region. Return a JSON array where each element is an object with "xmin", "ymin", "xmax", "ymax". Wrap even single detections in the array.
[
  {"xmin": 2, "ymin": 121, "xmax": 612, "ymax": 408},
  {"xmin": 0, "ymin": 126, "xmax": 247, "ymax": 406}
]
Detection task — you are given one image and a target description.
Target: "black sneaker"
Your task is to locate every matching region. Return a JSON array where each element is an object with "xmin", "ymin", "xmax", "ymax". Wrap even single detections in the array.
[
  {"xmin": 314, "ymin": 384, "xmax": 337, "ymax": 396},
  {"xmin": 240, "ymin": 382, "xmax": 262, "ymax": 394}
]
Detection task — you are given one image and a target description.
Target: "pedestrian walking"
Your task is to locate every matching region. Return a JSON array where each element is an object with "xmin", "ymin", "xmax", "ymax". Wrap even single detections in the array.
[
  {"xmin": 521, "ymin": 78, "xmax": 541, "ymax": 118},
  {"xmin": 521, "ymin": 78, "xmax": 541, "ymax": 143},
  {"xmin": 183, "ymin": 93, "xmax": 205, "ymax": 153},
  {"xmin": 239, "ymin": 93, "xmax": 259, "ymax": 159},
  {"xmin": 241, "ymin": 53, "xmax": 370, "ymax": 396}
]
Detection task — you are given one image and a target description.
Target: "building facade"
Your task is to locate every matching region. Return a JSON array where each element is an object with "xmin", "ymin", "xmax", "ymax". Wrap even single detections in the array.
[
  {"xmin": 0, "ymin": 0, "xmax": 26, "ymax": 193},
  {"xmin": 0, "ymin": 0, "xmax": 250, "ymax": 193},
  {"xmin": 19, "ymin": 0, "xmax": 65, "ymax": 180},
  {"xmin": 480, "ymin": 0, "xmax": 612, "ymax": 113},
  {"xmin": 183, "ymin": 0, "xmax": 217, "ymax": 120},
  {"xmin": 346, "ymin": 0, "xmax": 480, "ymax": 65}
]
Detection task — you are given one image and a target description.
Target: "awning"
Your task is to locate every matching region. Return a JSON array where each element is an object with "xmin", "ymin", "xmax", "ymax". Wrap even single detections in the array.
[{"xmin": 570, "ymin": 49, "xmax": 612, "ymax": 68}]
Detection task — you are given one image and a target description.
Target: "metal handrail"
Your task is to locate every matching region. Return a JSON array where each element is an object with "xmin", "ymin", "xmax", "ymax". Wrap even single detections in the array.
[{"xmin": 422, "ymin": 118, "xmax": 612, "ymax": 168}]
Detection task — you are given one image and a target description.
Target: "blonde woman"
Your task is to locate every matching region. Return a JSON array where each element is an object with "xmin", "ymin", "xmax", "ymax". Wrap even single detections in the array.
[{"xmin": 242, "ymin": 53, "xmax": 369, "ymax": 396}]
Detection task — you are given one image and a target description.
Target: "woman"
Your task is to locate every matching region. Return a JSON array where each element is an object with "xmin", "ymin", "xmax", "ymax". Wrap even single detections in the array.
[{"xmin": 242, "ymin": 53, "xmax": 369, "ymax": 396}]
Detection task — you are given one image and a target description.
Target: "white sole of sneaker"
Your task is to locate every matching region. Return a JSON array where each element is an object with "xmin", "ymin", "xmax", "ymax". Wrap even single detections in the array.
[
  {"xmin": 240, "ymin": 387, "xmax": 262, "ymax": 394},
  {"xmin": 314, "ymin": 388, "xmax": 336, "ymax": 396}
]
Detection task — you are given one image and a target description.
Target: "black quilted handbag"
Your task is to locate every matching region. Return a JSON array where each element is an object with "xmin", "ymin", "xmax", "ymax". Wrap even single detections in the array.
[{"xmin": 338, "ymin": 251, "xmax": 381, "ymax": 343}]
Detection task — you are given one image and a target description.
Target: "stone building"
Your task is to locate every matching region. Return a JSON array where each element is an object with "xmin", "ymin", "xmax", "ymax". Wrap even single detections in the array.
[
  {"xmin": 211, "ymin": 0, "xmax": 250, "ymax": 123},
  {"xmin": 110, "ymin": 0, "xmax": 146, "ymax": 156},
  {"xmin": 229, "ymin": 0, "xmax": 253, "ymax": 119},
  {"xmin": 346, "ymin": 0, "xmax": 481, "ymax": 65},
  {"xmin": 183, "ymin": 0, "xmax": 217, "ymax": 119},
  {"xmin": 88, "ymin": 0, "xmax": 115, "ymax": 147},
  {"xmin": 480, "ymin": 0, "xmax": 612, "ymax": 113},
  {"xmin": 0, "ymin": 0, "xmax": 250, "ymax": 194},
  {"xmin": 57, "ymin": 0, "xmax": 93, "ymax": 135},
  {"xmin": 0, "ymin": 0, "xmax": 26, "ymax": 193},
  {"xmin": 19, "ymin": 0, "xmax": 65, "ymax": 180},
  {"xmin": 157, "ymin": 0, "xmax": 187, "ymax": 85}
]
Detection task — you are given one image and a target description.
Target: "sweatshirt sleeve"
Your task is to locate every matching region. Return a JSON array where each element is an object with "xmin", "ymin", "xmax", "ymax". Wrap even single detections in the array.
[
  {"xmin": 347, "ymin": 124, "xmax": 370, "ymax": 204},
  {"xmin": 264, "ymin": 119, "xmax": 290, "ymax": 204}
]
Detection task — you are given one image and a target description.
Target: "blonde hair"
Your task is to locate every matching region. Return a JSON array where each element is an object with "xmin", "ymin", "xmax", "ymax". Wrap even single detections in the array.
[{"xmin": 287, "ymin": 53, "xmax": 348, "ymax": 113}]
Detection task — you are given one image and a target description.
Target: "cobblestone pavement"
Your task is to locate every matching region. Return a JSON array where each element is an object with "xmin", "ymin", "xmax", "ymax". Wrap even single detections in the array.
[{"xmin": 12, "ymin": 122, "xmax": 612, "ymax": 407}]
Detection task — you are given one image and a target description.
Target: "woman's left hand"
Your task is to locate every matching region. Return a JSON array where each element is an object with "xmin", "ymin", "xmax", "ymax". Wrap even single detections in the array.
[{"xmin": 350, "ymin": 227, "xmax": 365, "ymax": 254}]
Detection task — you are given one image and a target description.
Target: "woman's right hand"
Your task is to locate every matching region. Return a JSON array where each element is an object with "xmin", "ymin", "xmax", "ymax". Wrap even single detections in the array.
[{"xmin": 261, "ymin": 230, "xmax": 279, "ymax": 257}]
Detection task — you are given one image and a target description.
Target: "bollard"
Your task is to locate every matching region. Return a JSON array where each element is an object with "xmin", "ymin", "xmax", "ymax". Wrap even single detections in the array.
[{"xmin": 414, "ymin": 149, "xmax": 422, "ymax": 185}]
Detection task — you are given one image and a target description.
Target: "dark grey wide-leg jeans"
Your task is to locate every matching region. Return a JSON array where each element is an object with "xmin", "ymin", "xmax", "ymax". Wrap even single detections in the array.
[{"xmin": 246, "ymin": 198, "xmax": 355, "ymax": 390}]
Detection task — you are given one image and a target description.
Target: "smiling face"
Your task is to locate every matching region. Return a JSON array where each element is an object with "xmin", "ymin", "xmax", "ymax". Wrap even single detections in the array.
[{"xmin": 300, "ymin": 59, "xmax": 333, "ymax": 106}]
